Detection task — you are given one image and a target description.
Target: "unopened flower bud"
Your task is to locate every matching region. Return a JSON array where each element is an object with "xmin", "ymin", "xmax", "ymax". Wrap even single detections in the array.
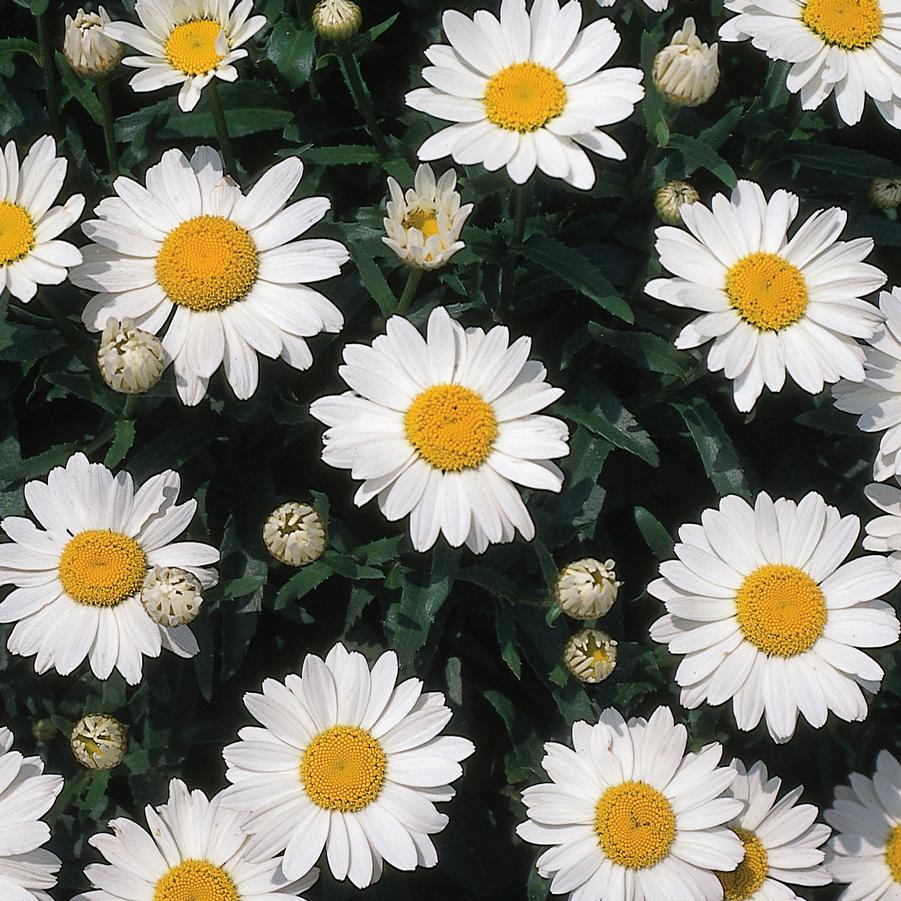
[
  {"xmin": 655, "ymin": 180, "xmax": 700, "ymax": 225},
  {"xmin": 869, "ymin": 178, "xmax": 901, "ymax": 210},
  {"xmin": 312, "ymin": 0, "xmax": 362, "ymax": 41},
  {"xmin": 263, "ymin": 502, "xmax": 327, "ymax": 566},
  {"xmin": 98, "ymin": 319, "xmax": 166, "ymax": 394},
  {"xmin": 64, "ymin": 7, "xmax": 122, "ymax": 79},
  {"xmin": 556, "ymin": 558, "xmax": 621, "ymax": 620},
  {"xmin": 653, "ymin": 17, "xmax": 719, "ymax": 108},
  {"xmin": 70, "ymin": 713, "xmax": 127, "ymax": 770},
  {"xmin": 141, "ymin": 567, "xmax": 204, "ymax": 627},
  {"xmin": 564, "ymin": 629, "xmax": 618, "ymax": 684}
]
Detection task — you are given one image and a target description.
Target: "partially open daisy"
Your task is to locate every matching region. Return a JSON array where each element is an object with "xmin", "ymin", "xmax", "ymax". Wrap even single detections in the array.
[
  {"xmin": 834, "ymin": 288, "xmax": 901, "ymax": 481},
  {"xmin": 649, "ymin": 491, "xmax": 901, "ymax": 743},
  {"xmin": 516, "ymin": 706, "xmax": 745, "ymax": 899},
  {"xmin": 309, "ymin": 306, "xmax": 569, "ymax": 553},
  {"xmin": 221, "ymin": 643, "xmax": 474, "ymax": 889},
  {"xmin": 0, "ymin": 136, "xmax": 84, "ymax": 304},
  {"xmin": 719, "ymin": 0, "xmax": 901, "ymax": 129},
  {"xmin": 104, "ymin": 0, "xmax": 267, "ymax": 112},
  {"xmin": 716, "ymin": 759, "xmax": 831, "ymax": 900},
  {"xmin": 405, "ymin": 0, "xmax": 644, "ymax": 189},
  {"xmin": 646, "ymin": 180, "xmax": 886, "ymax": 411},
  {"xmin": 72, "ymin": 146, "xmax": 348, "ymax": 406},
  {"xmin": 383, "ymin": 164, "xmax": 473, "ymax": 270},
  {"xmin": 0, "ymin": 452, "xmax": 219, "ymax": 684},
  {"xmin": 0, "ymin": 726, "xmax": 63, "ymax": 901},
  {"xmin": 825, "ymin": 750, "xmax": 901, "ymax": 899},
  {"xmin": 72, "ymin": 779, "xmax": 318, "ymax": 901}
]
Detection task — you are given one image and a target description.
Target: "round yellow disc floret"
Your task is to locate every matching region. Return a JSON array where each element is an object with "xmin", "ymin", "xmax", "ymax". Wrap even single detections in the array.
[
  {"xmin": 594, "ymin": 781, "xmax": 677, "ymax": 869},
  {"xmin": 58, "ymin": 530, "xmax": 148, "ymax": 608},
  {"xmin": 802, "ymin": 0, "xmax": 882, "ymax": 50},
  {"xmin": 484, "ymin": 62, "xmax": 567, "ymax": 132},
  {"xmin": 404, "ymin": 384, "xmax": 498, "ymax": 472},
  {"xmin": 403, "ymin": 207, "xmax": 440, "ymax": 239},
  {"xmin": 0, "ymin": 201, "xmax": 36, "ymax": 266},
  {"xmin": 153, "ymin": 859, "xmax": 239, "ymax": 901},
  {"xmin": 164, "ymin": 19, "xmax": 224, "ymax": 75},
  {"xmin": 887, "ymin": 824, "xmax": 901, "ymax": 883},
  {"xmin": 156, "ymin": 215, "xmax": 259, "ymax": 311},
  {"xmin": 717, "ymin": 828, "xmax": 769, "ymax": 900},
  {"xmin": 735, "ymin": 563, "xmax": 827, "ymax": 657},
  {"xmin": 725, "ymin": 252, "xmax": 809, "ymax": 331},
  {"xmin": 300, "ymin": 725, "xmax": 387, "ymax": 812}
]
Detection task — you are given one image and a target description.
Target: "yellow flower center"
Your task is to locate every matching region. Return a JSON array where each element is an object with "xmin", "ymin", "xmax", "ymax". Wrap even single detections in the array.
[
  {"xmin": 300, "ymin": 725, "xmax": 387, "ymax": 812},
  {"xmin": 404, "ymin": 384, "xmax": 498, "ymax": 472},
  {"xmin": 887, "ymin": 824, "xmax": 901, "ymax": 883},
  {"xmin": 153, "ymin": 860, "xmax": 239, "ymax": 901},
  {"xmin": 403, "ymin": 207, "xmax": 440, "ymax": 239},
  {"xmin": 717, "ymin": 828, "xmax": 769, "ymax": 900},
  {"xmin": 725, "ymin": 252, "xmax": 809, "ymax": 331},
  {"xmin": 594, "ymin": 781, "xmax": 677, "ymax": 869},
  {"xmin": 156, "ymin": 215, "xmax": 259, "ymax": 312},
  {"xmin": 735, "ymin": 563, "xmax": 827, "ymax": 657},
  {"xmin": 801, "ymin": 0, "xmax": 882, "ymax": 50},
  {"xmin": 484, "ymin": 62, "xmax": 567, "ymax": 132},
  {"xmin": 58, "ymin": 530, "xmax": 147, "ymax": 608},
  {"xmin": 0, "ymin": 201, "xmax": 36, "ymax": 266},
  {"xmin": 164, "ymin": 19, "xmax": 224, "ymax": 75}
]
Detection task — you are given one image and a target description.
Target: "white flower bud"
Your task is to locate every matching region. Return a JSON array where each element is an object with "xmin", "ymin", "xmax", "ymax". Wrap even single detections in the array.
[
  {"xmin": 70, "ymin": 713, "xmax": 127, "ymax": 770},
  {"xmin": 141, "ymin": 567, "xmax": 204, "ymax": 627},
  {"xmin": 556, "ymin": 558, "xmax": 621, "ymax": 620},
  {"xmin": 312, "ymin": 0, "xmax": 362, "ymax": 41},
  {"xmin": 264, "ymin": 502, "xmax": 327, "ymax": 566},
  {"xmin": 655, "ymin": 180, "xmax": 700, "ymax": 226},
  {"xmin": 869, "ymin": 178, "xmax": 901, "ymax": 210},
  {"xmin": 64, "ymin": 7, "xmax": 122, "ymax": 79},
  {"xmin": 564, "ymin": 629, "xmax": 618, "ymax": 684},
  {"xmin": 652, "ymin": 17, "xmax": 719, "ymax": 108},
  {"xmin": 97, "ymin": 319, "xmax": 166, "ymax": 394}
]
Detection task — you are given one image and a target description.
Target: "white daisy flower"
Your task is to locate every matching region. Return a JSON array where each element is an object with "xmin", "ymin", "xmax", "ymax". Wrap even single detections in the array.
[
  {"xmin": 516, "ymin": 706, "xmax": 745, "ymax": 900},
  {"xmin": 719, "ymin": 0, "xmax": 901, "ymax": 129},
  {"xmin": 716, "ymin": 759, "xmax": 831, "ymax": 900},
  {"xmin": 221, "ymin": 643, "xmax": 475, "ymax": 889},
  {"xmin": 405, "ymin": 0, "xmax": 644, "ymax": 189},
  {"xmin": 72, "ymin": 778, "xmax": 318, "ymax": 901},
  {"xmin": 863, "ymin": 478, "xmax": 901, "ymax": 574},
  {"xmin": 834, "ymin": 287, "xmax": 901, "ymax": 481},
  {"xmin": 104, "ymin": 0, "xmax": 267, "ymax": 112},
  {"xmin": 825, "ymin": 750, "xmax": 901, "ymax": 899},
  {"xmin": 597, "ymin": 0, "xmax": 669, "ymax": 10},
  {"xmin": 0, "ymin": 452, "xmax": 219, "ymax": 685},
  {"xmin": 649, "ymin": 491, "xmax": 901, "ymax": 744},
  {"xmin": 383, "ymin": 164, "xmax": 473, "ymax": 270},
  {"xmin": 646, "ymin": 179, "xmax": 886, "ymax": 412},
  {"xmin": 0, "ymin": 136, "xmax": 84, "ymax": 304},
  {"xmin": 308, "ymin": 306, "xmax": 569, "ymax": 553},
  {"xmin": 71, "ymin": 146, "xmax": 348, "ymax": 406},
  {"xmin": 0, "ymin": 726, "xmax": 63, "ymax": 901}
]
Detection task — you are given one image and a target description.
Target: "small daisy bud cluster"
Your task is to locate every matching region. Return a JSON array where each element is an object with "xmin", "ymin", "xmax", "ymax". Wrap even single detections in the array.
[
  {"xmin": 556, "ymin": 558, "xmax": 621, "ymax": 620},
  {"xmin": 652, "ymin": 17, "xmax": 719, "ymax": 108},
  {"xmin": 312, "ymin": 0, "xmax": 363, "ymax": 41},
  {"xmin": 655, "ymin": 180, "xmax": 700, "ymax": 225},
  {"xmin": 97, "ymin": 319, "xmax": 166, "ymax": 394},
  {"xmin": 141, "ymin": 566, "xmax": 204, "ymax": 627},
  {"xmin": 564, "ymin": 629, "xmax": 618, "ymax": 683},
  {"xmin": 263, "ymin": 502, "xmax": 327, "ymax": 566},
  {"xmin": 70, "ymin": 713, "xmax": 127, "ymax": 771},
  {"xmin": 869, "ymin": 178, "xmax": 901, "ymax": 210},
  {"xmin": 63, "ymin": 7, "xmax": 123, "ymax": 79}
]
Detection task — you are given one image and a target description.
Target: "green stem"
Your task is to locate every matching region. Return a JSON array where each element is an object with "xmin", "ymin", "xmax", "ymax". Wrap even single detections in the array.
[
  {"xmin": 495, "ymin": 184, "xmax": 528, "ymax": 322},
  {"xmin": 336, "ymin": 43, "xmax": 392, "ymax": 158},
  {"xmin": 395, "ymin": 268, "xmax": 424, "ymax": 316},
  {"xmin": 97, "ymin": 77, "xmax": 119, "ymax": 180},
  {"xmin": 35, "ymin": 11, "xmax": 61, "ymax": 137},
  {"xmin": 207, "ymin": 81, "xmax": 237, "ymax": 176}
]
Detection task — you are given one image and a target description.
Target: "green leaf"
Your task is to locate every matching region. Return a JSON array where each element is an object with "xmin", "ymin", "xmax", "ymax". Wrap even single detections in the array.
[
  {"xmin": 669, "ymin": 134, "xmax": 737, "ymax": 187},
  {"xmin": 348, "ymin": 243, "xmax": 396, "ymax": 317},
  {"xmin": 57, "ymin": 51, "xmax": 102, "ymax": 124},
  {"xmin": 495, "ymin": 603, "xmax": 521, "ymax": 679},
  {"xmin": 588, "ymin": 323, "xmax": 693, "ymax": 378},
  {"xmin": 274, "ymin": 561, "xmax": 333, "ymax": 609},
  {"xmin": 0, "ymin": 37, "xmax": 40, "ymax": 63},
  {"xmin": 784, "ymin": 142, "xmax": 901, "ymax": 179},
  {"xmin": 103, "ymin": 421, "xmax": 136, "ymax": 469},
  {"xmin": 302, "ymin": 144, "xmax": 382, "ymax": 165},
  {"xmin": 634, "ymin": 506, "xmax": 674, "ymax": 560},
  {"xmin": 266, "ymin": 18, "xmax": 316, "ymax": 89},
  {"xmin": 163, "ymin": 81, "xmax": 292, "ymax": 138}
]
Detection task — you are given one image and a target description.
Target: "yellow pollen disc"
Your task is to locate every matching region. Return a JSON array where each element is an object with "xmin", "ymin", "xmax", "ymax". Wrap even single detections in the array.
[
  {"xmin": 164, "ymin": 19, "xmax": 224, "ymax": 75},
  {"xmin": 403, "ymin": 207, "xmax": 440, "ymax": 239},
  {"xmin": 484, "ymin": 62, "xmax": 567, "ymax": 132},
  {"xmin": 404, "ymin": 384, "xmax": 498, "ymax": 472},
  {"xmin": 58, "ymin": 530, "xmax": 147, "ymax": 608},
  {"xmin": 802, "ymin": 0, "xmax": 882, "ymax": 49},
  {"xmin": 725, "ymin": 252, "xmax": 809, "ymax": 331},
  {"xmin": 735, "ymin": 563, "xmax": 827, "ymax": 657},
  {"xmin": 300, "ymin": 725, "xmax": 387, "ymax": 812},
  {"xmin": 156, "ymin": 215, "xmax": 259, "ymax": 312},
  {"xmin": 0, "ymin": 201, "xmax": 36, "ymax": 266},
  {"xmin": 887, "ymin": 824, "xmax": 901, "ymax": 883},
  {"xmin": 594, "ymin": 781, "xmax": 677, "ymax": 869},
  {"xmin": 717, "ymin": 828, "xmax": 769, "ymax": 900},
  {"xmin": 153, "ymin": 859, "xmax": 239, "ymax": 901}
]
